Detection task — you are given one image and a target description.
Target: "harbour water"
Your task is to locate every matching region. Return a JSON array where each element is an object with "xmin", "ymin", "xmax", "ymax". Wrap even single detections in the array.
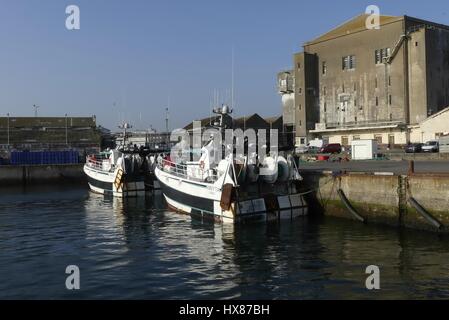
[{"xmin": 1, "ymin": 185, "xmax": 449, "ymax": 300}]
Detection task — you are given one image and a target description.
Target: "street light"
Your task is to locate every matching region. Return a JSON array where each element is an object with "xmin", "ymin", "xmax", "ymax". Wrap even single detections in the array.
[
  {"xmin": 65, "ymin": 114, "xmax": 68, "ymax": 146},
  {"xmin": 33, "ymin": 104, "xmax": 40, "ymax": 117},
  {"xmin": 6, "ymin": 113, "xmax": 10, "ymax": 147}
]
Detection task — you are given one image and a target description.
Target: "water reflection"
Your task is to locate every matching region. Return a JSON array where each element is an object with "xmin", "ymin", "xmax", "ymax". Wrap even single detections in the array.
[{"xmin": 0, "ymin": 185, "xmax": 448, "ymax": 299}]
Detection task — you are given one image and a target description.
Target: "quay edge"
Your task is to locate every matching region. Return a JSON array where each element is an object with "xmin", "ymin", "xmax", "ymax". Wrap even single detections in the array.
[
  {"xmin": 301, "ymin": 171, "xmax": 449, "ymax": 233},
  {"xmin": 0, "ymin": 164, "xmax": 86, "ymax": 185}
]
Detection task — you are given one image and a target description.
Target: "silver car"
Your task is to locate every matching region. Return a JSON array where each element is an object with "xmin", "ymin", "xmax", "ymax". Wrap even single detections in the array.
[{"xmin": 422, "ymin": 141, "xmax": 439, "ymax": 153}]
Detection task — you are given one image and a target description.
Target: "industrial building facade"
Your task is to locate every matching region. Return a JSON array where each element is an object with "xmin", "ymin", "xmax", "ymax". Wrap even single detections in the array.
[
  {"xmin": 278, "ymin": 14, "xmax": 449, "ymax": 147},
  {"xmin": 0, "ymin": 116, "xmax": 103, "ymax": 160}
]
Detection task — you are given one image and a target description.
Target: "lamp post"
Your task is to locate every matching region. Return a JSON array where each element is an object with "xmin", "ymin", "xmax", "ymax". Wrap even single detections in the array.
[
  {"xmin": 65, "ymin": 114, "xmax": 68, "ymax": 146},
  {"xmin": 33, "ymin": 104, "xmax": 40, "ymax": 117},
  {"xmin": 6, "ymin": 113, "xmax": 10, "ymax": 147}
]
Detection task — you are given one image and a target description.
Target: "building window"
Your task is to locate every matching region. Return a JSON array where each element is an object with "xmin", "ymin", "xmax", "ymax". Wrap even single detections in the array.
[
  {"xmin": 354, "ymin": 83, "xmax": 357, "ymax": 91},
  {"xmin": 323, "ymin": 86, "xmax": 327, "ymax": 95},
  {"xmin": 355, "ymin": 116, "xmax": 358, "ymax": 123},
  {"xmin": 324, "ymin": 102, "xmax": 327, "ymax": 112},
  {"xmin": 354, "ymin": 99, "xmax": 357, "ymax": 107},
  {"xmin": 376, "ymin": 97, "xmax": 379, "ymax": 106},
  {"xmin": 388, "ymin": 134, "xmax": 395, "ymax": 146},
  {"xmin": 415, "ymin": 42, "xmax": 419, "ymax": 47},
  {"xmin": 298, "ymin": 87, "xmax": 302, "ymax": 94},
  {"xmin": 299, "ymin": 120, "xmax": 302, "ymax": 126},
  {"xmin": 342, "ymin": 84, "xmax": 345, "ymax": 93},
  {"xmin": 375, "ymin": 134, "xmax": 383, "ymax": 144},
  {"xmin": 389, "ymin": 95, "xmax": 392, "ymax": 105},
  {"xmin": 388, "ymin": 76, "xmax": 391, "ymax": 86},
  {"xmin": 375, "ymin": 77, "xmax": 378, "ymax": 89},
  {"xmin": 297, "ymin": 62, "xmax": 301, "ymax": 70},
  {"xmin": 375, "ymin": 48, "xmax": 391, "ymax": 64},
  {"xmin": 322, "ymin": 61, "xmax": 327, "ymax": 75},
  {"xmin": 299, "ymin": 104, "xmax": 302, "ymax": 111},
  {"xmin": 353, "ymin": 135, "xmax": 360, "ymax": 140},
  {"xmin": 342, "ymin": 136, "xmax": 349, "ymax": 146},
  {"xmin": 342, "ymin": 55, "xmax": 356, "ymax": 70}
]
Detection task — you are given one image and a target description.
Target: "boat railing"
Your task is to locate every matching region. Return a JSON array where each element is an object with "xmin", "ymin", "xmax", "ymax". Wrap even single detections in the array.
[
  {"xmin": 159, "ymin": 159, "xmax": 218, "ymax": 182},
  {"xmin": 86, "ymin": 156, "xmax": 113, "ymax": 172}
]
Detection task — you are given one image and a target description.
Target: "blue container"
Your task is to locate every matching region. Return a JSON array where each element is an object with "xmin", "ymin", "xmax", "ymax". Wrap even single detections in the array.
[{"xmin": 9, "ymin": 150, "xmax": 80, "ymax": 165}]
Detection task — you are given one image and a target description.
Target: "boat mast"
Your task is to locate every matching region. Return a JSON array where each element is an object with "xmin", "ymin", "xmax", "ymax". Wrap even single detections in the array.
[{"xmin": 118, "ymin": 122, "xmax": 132, "ymax": 147}]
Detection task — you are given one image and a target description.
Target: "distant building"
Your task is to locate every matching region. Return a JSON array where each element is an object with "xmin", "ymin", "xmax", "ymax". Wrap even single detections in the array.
[
  {"xmin": 114, "ymin": 130, "xmax": 172, "ymax": 150},
  {"xmin": 0, "ymin": 116, "xmax": 103, "ymax": 157},
  {"xmin": 278, "ymin": 14, "xmax": 449, "ymax": 147},
  {"xmin": 183, "ymin": 113, "xmax": 293, "ymax": 149},
  {"xmin": 409, "ymin": 106, "xmax": 449, "ymax": 143}
]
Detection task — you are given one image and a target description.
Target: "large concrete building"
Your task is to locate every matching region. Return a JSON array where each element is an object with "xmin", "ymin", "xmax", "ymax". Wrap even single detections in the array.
[{"xmin": 279, "ymin": 14, "xmax": 449, "ymax": 147}]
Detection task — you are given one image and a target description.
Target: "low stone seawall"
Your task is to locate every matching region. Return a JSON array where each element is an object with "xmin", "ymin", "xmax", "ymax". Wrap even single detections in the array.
[
  {"xmin": 301, "ymin": 171, "xmax": 449, "ymax": 233},
  {"xmin": 296, "ymin": 152, "xmax": 449, "ymax": 162},
  {"xmin": 0, "ymin": 164, "xmax": 86, "ymax": 185},
  {"xmin": 386, "ymin": 152, "xmax": 449, "ymax": 161}
]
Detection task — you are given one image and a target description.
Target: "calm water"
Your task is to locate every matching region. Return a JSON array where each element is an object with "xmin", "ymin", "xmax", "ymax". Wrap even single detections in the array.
[{"xmin": 1, "ymin": 185, "xmax": 449, "ymax": 300}]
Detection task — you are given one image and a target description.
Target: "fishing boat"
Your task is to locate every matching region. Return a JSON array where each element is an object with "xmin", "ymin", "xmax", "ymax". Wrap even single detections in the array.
[
  {"xmin": 83, "ymin": 123, "xmax": 147, "ymax": 197},
  {"xmin": 84, "ymin": 148, "xmax": 146, "ymax": 197},
  {"xmin": 155, "ymin": 105, "xmax": 308, "ymax": 223}
]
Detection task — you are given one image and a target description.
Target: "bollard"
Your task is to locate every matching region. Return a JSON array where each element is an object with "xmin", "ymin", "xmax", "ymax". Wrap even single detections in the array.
[{"xmin": 408, "ymin": 160, "xmax": 415, "ymax": 176}]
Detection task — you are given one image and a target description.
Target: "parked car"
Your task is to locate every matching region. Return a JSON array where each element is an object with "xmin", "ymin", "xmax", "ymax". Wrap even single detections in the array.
[
  {"xmin": 320, "ymin": 143, "xmax": 342, "ymax": 154},
  {"xmin": 405, "ymin": 143, "xmax": 423, "ymax": 153},
  {"xmin": 295, "ymin": 144, "xmax": 321, "ymax": 154},
  {"xmin": 295, "ymin": 145, "xmax": 309, "ymax": 154},
  {"xmin": 422, "ymin": 141, "xmax": 439, "ymax": 153}
]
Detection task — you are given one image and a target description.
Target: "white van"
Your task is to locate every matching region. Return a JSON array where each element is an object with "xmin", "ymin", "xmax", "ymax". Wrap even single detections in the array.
[{"xmin": 440, "ymin": 136, "xmax": 449, "ymax": 153}]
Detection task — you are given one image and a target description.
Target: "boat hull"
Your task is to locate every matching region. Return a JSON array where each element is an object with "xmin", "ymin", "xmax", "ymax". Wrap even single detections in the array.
[
  {"xmin": 84, "ymin": 165, "xmax": 145, "ymax": 198},
  {"xmin": 155, "ymin": 166, "xmax": 308, "ymax": 224}
]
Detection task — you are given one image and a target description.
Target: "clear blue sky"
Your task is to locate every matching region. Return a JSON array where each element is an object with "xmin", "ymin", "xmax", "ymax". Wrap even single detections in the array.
[{"xmin": 1, "ymin": 0, "xmax": 448, "ymax": 131}]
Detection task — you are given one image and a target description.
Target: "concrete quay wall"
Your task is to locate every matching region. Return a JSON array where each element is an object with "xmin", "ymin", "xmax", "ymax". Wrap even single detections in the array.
[
  {"xmin": 302, "ymin": 172, "xmax": 449, "ymax": 233},
  {"xmin": 0, "ymin": 164, "xmax": 86, "ymax": 185}
]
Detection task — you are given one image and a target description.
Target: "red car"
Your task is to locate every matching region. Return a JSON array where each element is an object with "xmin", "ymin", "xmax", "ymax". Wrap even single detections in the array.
[{"xmin": 320, "ymin": 143, "xmax": 342, "ymax": 154}]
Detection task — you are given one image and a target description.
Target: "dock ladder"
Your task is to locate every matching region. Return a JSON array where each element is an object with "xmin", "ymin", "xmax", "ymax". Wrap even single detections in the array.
[{"xmin": 114, "ymin": 169, "xmax": 125, "ymax": 191}]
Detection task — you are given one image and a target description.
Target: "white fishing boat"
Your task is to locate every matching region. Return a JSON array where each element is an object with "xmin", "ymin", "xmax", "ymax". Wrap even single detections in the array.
[
  {"xmin": 84, "ymin": 149, "xmax": 146, "ymax": 197},
  {"xmin": 84, "ymin": 122, "xmax": 146, "ymax": 197},
  {"xmin": 155, "ymin": 105, "xmax": 308, "ymax": 223}
]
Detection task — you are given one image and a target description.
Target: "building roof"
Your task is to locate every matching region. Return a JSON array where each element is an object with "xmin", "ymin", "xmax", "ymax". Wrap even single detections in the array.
[
  {"xmin": 305, "ymin": 14, "xmax": 403, "ymax": 45},
  {"xmin": 233, "ymin": 113, "xmax": 262, "ymax": 127},
  {"xmin": 419, "ymin": 106, "xmax": 449, "ymax": 125},
  {"xmin": 305, "ymin": 14, "xmax": 449, "ymax": 46},
  {"xmin": 183, "ymin": 116, "xmax": 218, "ymax": 131},
  {"xmin": 264, "ymin": 116, "xmax": 282, "ymax": 124},
  {"xmin": 184, "ymin": 113, "xmax": 275, "ymax": 131},
  {"xmin": 0, "ymin": 116, "xmax": 96, "ymax": 129}
]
